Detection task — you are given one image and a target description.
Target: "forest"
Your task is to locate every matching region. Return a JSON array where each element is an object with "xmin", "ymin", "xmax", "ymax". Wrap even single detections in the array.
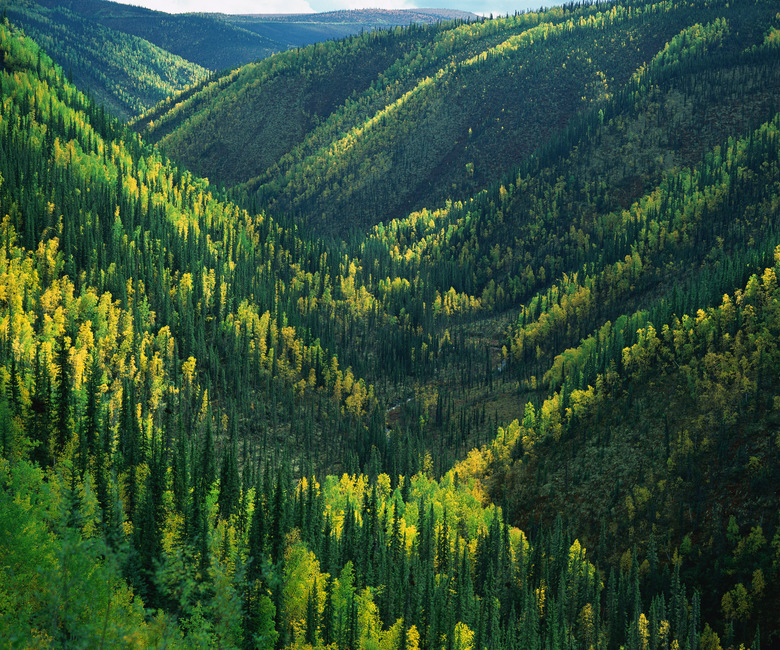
[
  {"xmin": 1, "ymin": 0, "xmax": 209, "ymax": 119},
  {"xmin": 0, "ymin": 0, "xmax": 778, "ymax": 648},
  {"xmin": 3, "ymin": 0, "xmax": 473, "ymax": 121}
]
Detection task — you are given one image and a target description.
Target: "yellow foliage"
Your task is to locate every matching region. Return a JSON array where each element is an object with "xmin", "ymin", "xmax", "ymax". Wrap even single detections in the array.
[
  {"xmin": 638, "ymin": 612, "xmax": 649, "ymax": 650},
  {"xmin": 406, "ymin": 625, "xmax": 420, "ymax": 650},
  {"xmin": 452, "ymin": 621, "xmax": 475, "ymax": 650}
]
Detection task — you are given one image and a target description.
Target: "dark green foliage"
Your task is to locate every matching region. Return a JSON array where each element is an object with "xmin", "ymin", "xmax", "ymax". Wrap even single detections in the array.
[
  {"xmin": 6, "ymin": 0, "xmax": 473, "ymax": 123},
  {"xmin": 31, "ymin": 0, "xmax": 280, "ymax": 71},
  {"xmin": 54, "ymin": 336, "xmax": 71, "ymax": 454},
  {"xmin": 2, "ymin": 0, "xmax": 207, "ymax": 120},
  {"xmin": 137, "ymin": 19, "xmax": 472, "ymax": 192},
  {"xmin": 142, "ymin": 0, "xmax": 777, "ymax": 243},
  {"xmin": 1, "ymin": 3, "xmax": 779, "ymax": 648}
]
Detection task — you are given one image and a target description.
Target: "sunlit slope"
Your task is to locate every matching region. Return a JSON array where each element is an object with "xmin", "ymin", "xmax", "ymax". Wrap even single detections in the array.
[
  {"xmin": 361, "ymin": 5, "xmax": 780, "ymax": 475},
  {"xmin": 1, "ymin": 12, "xmax": 780, "ymax": 649},
  {"xmin": 135, "ymin": 19, "xmax": 472, "ymax": 191},
  {"xmin": 2, "ymin": 0, "xmax": 208, "ymax": 119},
  {"xmin": 141, "ymin": 1, "xmax": 774, "ymax": 238},
  {"xmin": 370, "ymin": 9, "xmax": 780, "ymax": 324},
  {"xmin": 0, "ymin": 17, "xmax": 389, "ymax": 484}
]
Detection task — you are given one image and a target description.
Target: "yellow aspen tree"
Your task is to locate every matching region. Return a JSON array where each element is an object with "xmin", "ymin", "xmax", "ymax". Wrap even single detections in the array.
[
  {"xmin": 406, "ymin": 625, "xmax": 421, "ymax": 650},
  {"xmin": 452, "ymin": 621, "xmax": 475, "ymax": 650}
]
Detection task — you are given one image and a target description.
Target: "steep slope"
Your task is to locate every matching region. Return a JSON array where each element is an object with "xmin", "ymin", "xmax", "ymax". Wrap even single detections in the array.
[
  {"xmin": 449, "ymin": 256, "xmax": 780, "ymax": 645},
  {"xmin": 142, "ymin": 0, "xmax": 777, "ymax": 239},
  {"xmin": 362, "ymin": 5, "xmax": 780, "ymax": 450},
  {"xmin": 0, "ymin": 12, "xmax": 392, "ymax": 482},
  {"xmin": 141, "ymin": 7, "xmax": 606, "ymax": 230},
  {"xmin": 1, "ymin": 1, "xmax": 208, "ymax": 120},
  {"xmin": 134, "ymin": 19, "xmax": 470, "ymax": 189},
  {"xmin": 31, "ymin": 0, "xmax": 283, "ymax": 71},
  {"xmin": 385, "ymin": 11, "xmax": 780, "ymax": 644},
  {"xmin": 2, "ymin": 4, "xmax": 780, "ymax": 648},
  {"xmin": 248, "ymin": 6, "xmax": 679, "ymax": 235},
  {"xmin": 470, "ymin": 251, "xmax": 780, "ymax": 641},
  {"xmin": 371, "ymin": 11, "xmax": 780, "ymax": 319},
  {"xmin": 0, "ymin": 18, "xmax": 750, "ymax": 650}
]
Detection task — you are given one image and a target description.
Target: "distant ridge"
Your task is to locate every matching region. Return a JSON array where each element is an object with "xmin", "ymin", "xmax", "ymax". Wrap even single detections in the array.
[
  {"xmin": 223, "ymin": 8, "xmax": 479, "ymax": 48},
  {"xmin": 1, "ymin": 0, "xmax": 209, "ymax": 119},
  {"xmin": 4, "ymin": 0, "xmax": 478, "ymax": 114},
  {"xmin": 231, "ymin": 8, "xmax": 478, "ymax": 22},
  {"xmin": 30, "ymin": 0, "xmax": 282, "ymax": 70}
]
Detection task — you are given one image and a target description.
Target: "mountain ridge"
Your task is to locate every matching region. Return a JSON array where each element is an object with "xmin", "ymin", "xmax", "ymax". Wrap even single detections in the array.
[
  {"xmin": 4, "ymin": 0, "xmax": 476, "ymax": 121},
  {"xmin": 0, "ymin": 3, "xmax": 779, "ymax": 648},
  {"xmin": 141, "ymin": 0, "xmax": 777, "ymax": 239}
]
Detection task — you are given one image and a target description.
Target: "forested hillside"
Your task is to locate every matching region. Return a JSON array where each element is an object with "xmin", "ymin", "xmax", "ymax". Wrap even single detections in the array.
[
  {"xmin": 1, "ymin": 0, "xmax": 208, "ymax": 120},
  {"xmin": 4, "ymin": 0, "xmax": 477, "ymax": 122},
  {"xmin": 134, "ymin": 19, "xmax": 477, "ymax": 191},
  {"xmin": 27, "ymin": 0, "xmax": 283, "ymax": 70},
  {"xmin": 141, "ymin": 0, "xmax": 777, "ymax": 239},
  {"xmin": 225, "ymin": 9, "xmax": 478, "ymax": 49},
  {"xmin": 1, "ymin": 0, "xmax": 779, "ymax": 648}
]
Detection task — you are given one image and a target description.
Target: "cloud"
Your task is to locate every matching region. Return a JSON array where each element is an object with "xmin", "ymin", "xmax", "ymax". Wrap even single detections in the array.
[
  {"xmin": 111, "ymin": 0, "xmax": 314, "ymax": 14},
  {"xmin": 110, "ymin": 0, "xmax": 559, "ymax": 16},
  {"xmin": 340, "ymin": 0, "xmax": 407, "ymax": 8},
  {"xmin": 337, "ymin": 0, "xmax": 417, "ymax": 9}
]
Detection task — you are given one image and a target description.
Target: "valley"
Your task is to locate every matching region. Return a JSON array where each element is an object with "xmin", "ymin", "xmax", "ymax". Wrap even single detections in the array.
[{"xmin": 0, "ymin": 1, "xmax": 778, "ymax": 648}]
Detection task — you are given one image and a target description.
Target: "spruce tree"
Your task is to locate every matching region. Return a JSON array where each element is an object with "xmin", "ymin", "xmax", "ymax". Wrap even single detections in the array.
[
  {"xmin": 306, "ymin": 577, "xmax": 319, "ymax": 646},
  {"xmin": 29, "ymin": 344, "xmax": 52, "ymax": 467},
  {"xmin": 55, "ymin": 336, "xmax": 71, "ymax": 454}
]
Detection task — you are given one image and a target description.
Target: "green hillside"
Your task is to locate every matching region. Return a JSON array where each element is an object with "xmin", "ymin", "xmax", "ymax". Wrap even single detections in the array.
[
  {"xmin": 1, "ymin": 0, "xmax": 780, "ymax": 648},
  {"xmin": 5, "ymin": 0, "xmax": 479, "ymax": 124},
  {"xmin": 1, "ymin": 0, "xmax": 208, "ymax": 120},
  {"xmin": 31, "ymin": 0, "xmax": 284, "ymax": 71},
  {"xmin": 16, "ymin": 0, "xmax": 475, "ymax": 77},
  {"xmin": 134, "ymin": 19, "xmax": 475, "ymax": 192},
  {"xmin": 141, "ymin": 1, "xmax": 778, "ymax": 239}
]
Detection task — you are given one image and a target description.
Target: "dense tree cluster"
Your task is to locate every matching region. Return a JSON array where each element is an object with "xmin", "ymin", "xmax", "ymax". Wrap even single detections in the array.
[
  {"xmin": 24, "ymin": 0, "xmax": 281, "ymax": 71},
  {"xmin": 2, "ymin": 1, "xmax": 208, "ymax": 120},
  {"xmin": 0, "ymin": 0, "xmax": 779, "ymax": 647}
]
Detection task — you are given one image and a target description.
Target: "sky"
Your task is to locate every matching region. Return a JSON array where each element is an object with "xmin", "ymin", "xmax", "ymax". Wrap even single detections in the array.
[{"xmin": 109, "ymin": 0, "xmax": 559, "ymax": 18}]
